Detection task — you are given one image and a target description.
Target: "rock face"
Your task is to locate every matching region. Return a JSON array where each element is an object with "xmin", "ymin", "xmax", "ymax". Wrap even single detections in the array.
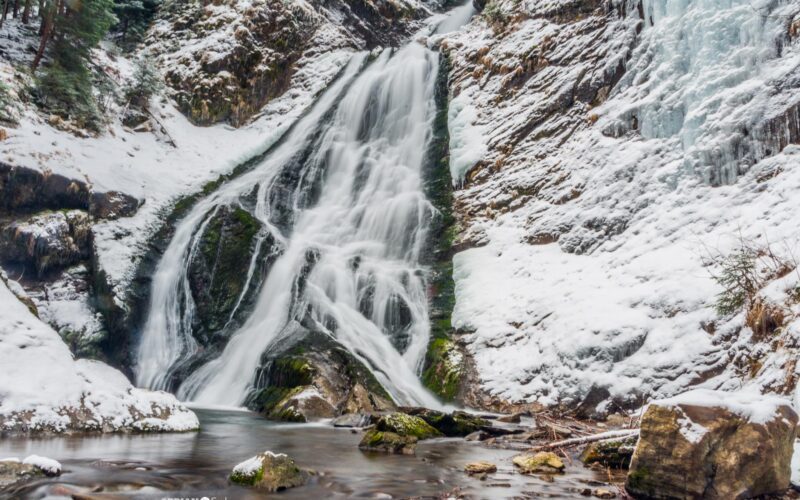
[
  {"xmin": 0, "ymin": 210, "xmax": 91, "ymax": 277},
  {"xmin": 229, "ymin": 451, "xmax": 307, "ymax": 491},
  {"xmin": 148, "ymin": 0, "xmax": 429, "ymax": 126},
  {"xmin": 0, "ymin": 162, "xmax": 89, "ymax": 212},
  {"xmin": 580, "ymin": 434, "xmax": 636, "ymax": 469},
  {"xmin": 626, "ymin": 390, "xmax": 798, "ymax": 499},
  {"xmin": 187, "ymin": 204, "xmax": 275, "ymax": 350}
]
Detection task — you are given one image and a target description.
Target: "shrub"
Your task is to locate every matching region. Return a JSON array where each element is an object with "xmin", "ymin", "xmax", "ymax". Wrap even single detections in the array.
[{"xmin": 123, "ymin": 56, "xmax": 162, "ymax": 108}]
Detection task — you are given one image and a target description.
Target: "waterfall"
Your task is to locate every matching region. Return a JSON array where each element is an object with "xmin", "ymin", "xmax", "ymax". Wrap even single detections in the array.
[{"xmin": 135, "ymin": 5, "xmax": 474, "ymax": 408}]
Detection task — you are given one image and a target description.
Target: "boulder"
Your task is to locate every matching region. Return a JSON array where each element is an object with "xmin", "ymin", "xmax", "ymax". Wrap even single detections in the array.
[
  {"xmin": 358, "ymin": 429, "xmax": 418, "ymax": 455},
  {"xmin": 374, "ymin": 412, "xmax": 443, "ymax": 440},
  {"xmin": 512, "ymin": 452, "xmax": 565, "ymax": 474},
  {"xmin": 0, "ymin": 456, "xmax": 61, "ymax": 489},
  {"xmin": 400, "ymin": 407, "xmax": 490, "ymax": 436},
  {"xmin": 464, "ymin": 461, "xmax": 497, "ymax": 474},
  {"xmin": 626, "ymin": 389, "xmax": 798, "ymax": 499},
  {"xmin": 89, "ymin": 191, "xmax": 141, "ymax": 220},
  {"xmin": 229, "ymin": 451, "xmax": 307, "ymax": 491}
]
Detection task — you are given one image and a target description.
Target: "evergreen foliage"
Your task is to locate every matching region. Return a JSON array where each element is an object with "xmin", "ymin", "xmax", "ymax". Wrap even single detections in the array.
[
  {"xmin": 112, "ymin": 0, "xmax": 161, "ymax": 51},
  {"xmin": 124, "ymin": 56, "xmax": 162, "ymax": 108},
  {"xmin": 35, "ymin": 0, "xmax": 116, "ymax": 129}
]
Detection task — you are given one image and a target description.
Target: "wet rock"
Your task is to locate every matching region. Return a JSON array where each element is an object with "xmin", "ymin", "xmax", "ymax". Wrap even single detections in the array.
[
  {"xmin": 464, "ymin": 461, "xmax": 497, "ymax": 474},
  {"xmin": 580, "ymin": 435, "xmax": 636, "ymax": 469},
  {"xmin": 626, "ymin": 389, "xmax": 798, "ymax": 499},
  {"xmin": 187, "ymin": 205, "xmax": 275, "ymax": 349},
  {"xmin": 0, "ymin": 210, "xmax": 91, "ymax": 276},
  {"xmin": 465, "ymin": 430, "xmax": 491, "ymax": 441},
  {"xmin": 332, "ymin": 413, "xmax": 373, "ymax": 428},
  {"xmin": 247, "ymin": 327, "xmax": 395, "ymax": 422},
  {"xmin": 375, "ymin": 412, "xmax": 443, "ymax": 440},
  {"xmin": 358, "ymin": 429, "xmax": 418, "ymax": 454},
  {"xmin": 512, "ymin": 452, "xmax": 565, "ymax": 474},
  {"xmin": 229, "ymin": 451, "xmax": 307, "ymax": 491},
  {"xmin": 89, "ymin": 191, "xmax": 142, "ymax": 220},
  {"xmin": 0, "ymin": 460, "xmax": 46, "ymax": 489},
  {"xmin": 593, "ymin": 488, "xmax": 615, "ymax": 498},
  {"xmin": 400, "ymin": 407, "xmax": 490, "ymax": 437},
  {"xmin": 421, "ymin": 337, "xmax": 465, "ymax": 401}
]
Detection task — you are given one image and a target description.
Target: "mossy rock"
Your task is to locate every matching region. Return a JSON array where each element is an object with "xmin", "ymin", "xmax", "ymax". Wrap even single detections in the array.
[
  {"xmin": 358, "ymin": 429, "xmax": 418, "ymax": 455},
  {"xmin": 580, "ymin": 435, "xmax": 636, "ymax": 469},
  {"xmin": 188, "ymin": 205, "xmax": 275, "ymax": 347},
  {"xmin": 229, "ymin": 452, "xmax": 306, "ymax": 491},
  {"xmin": 421, "ymin": 337, "xmax": 464, "ymax": 401},
  {"xmin": 402, "ymin": 407, "xmax": 489, "ymax": 437},
  {"xmin": 375, "ymin": 412, "xmax": 443, "ymax": 440},
  {"xmin": 512, "ymin": 452, "xmax": 565, "ymax": 474}
]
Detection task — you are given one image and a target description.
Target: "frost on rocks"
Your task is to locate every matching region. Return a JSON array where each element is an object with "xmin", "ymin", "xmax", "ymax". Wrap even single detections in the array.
[
  {"xmin": 0, "ymin": 278, "xmax": 199, "ymax": 434},
  {"xmin": 442, "ymin": 0, "xmax": 800, "ymax": 410}
]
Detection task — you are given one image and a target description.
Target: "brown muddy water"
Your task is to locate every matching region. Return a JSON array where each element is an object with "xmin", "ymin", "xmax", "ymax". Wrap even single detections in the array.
[{"xmin": 0, "ymin": 408, "xmax": 625, "ymax": 499}]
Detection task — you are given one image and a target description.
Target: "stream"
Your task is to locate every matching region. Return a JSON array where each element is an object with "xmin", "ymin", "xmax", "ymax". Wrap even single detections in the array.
[{"xmin": 0, "ymin": 408, "xmax": 625, "ymax": 499}]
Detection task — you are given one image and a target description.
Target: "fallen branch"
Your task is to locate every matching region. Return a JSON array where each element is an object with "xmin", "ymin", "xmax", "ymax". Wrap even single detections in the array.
[{"xmin": 532, "ymin": 429, "xmax": 639, "ymax": 451}]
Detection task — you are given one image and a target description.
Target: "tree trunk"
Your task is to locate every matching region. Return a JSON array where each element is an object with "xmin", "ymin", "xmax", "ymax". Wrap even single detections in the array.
[
  {"xmin": 31, "ymin": 0, "xmax": 58, "ymax": 71},
  {"xmin": 21, "ymin": 0, "xmax": 31, "ymax": 23},
  {"xmin": 12, "ymin": 0, "xmax": 19, "ymax": 18}
]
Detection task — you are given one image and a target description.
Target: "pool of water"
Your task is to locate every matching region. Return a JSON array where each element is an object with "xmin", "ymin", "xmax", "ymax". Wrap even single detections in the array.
[{"xmin": 0, "ymin": 408, "xmax": 624, "ymax": 499}]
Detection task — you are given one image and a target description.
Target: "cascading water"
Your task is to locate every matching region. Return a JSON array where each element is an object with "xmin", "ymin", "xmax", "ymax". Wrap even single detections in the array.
[{"xmin": 135, "ymin": 6, "xmax": 474, "ymax": 408}]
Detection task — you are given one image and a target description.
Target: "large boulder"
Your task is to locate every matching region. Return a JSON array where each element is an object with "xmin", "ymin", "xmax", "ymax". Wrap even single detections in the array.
[
  {"xmin": 358, "ymin": 429, "xmax": 418, "ymax": 455},
  {"xmin": 229, "ymin": 451, "xmax": 307, "ymax": 491},
  {"xmin": 374, "ymin": 412, "xmax": 443, "ymax": 440},
  {"xmin": 626, "ymin": 389, "xmax": 798, "ymax": 499},
  {"xmin": 400, "ymin": 407, "xmax": 490, "ymax": 436}
]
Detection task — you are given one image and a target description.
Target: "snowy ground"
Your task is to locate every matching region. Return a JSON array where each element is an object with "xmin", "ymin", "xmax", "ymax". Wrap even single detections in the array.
[
  {"xmin": 444, "ymin": 0, "xmax": 800, "ymax": 409},
  {"xmin": 0, "ymin": 274, "xmax": 198, "ymax": 433}
]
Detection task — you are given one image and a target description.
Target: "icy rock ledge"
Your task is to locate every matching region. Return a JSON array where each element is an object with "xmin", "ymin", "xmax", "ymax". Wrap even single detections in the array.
[
  {"xmin": 627, "ymin": 389, "xmax": 798, "ymax": 499},
  {"xmin": 0, "ymin": 277, "xmax": 198, "ymax": 435}
]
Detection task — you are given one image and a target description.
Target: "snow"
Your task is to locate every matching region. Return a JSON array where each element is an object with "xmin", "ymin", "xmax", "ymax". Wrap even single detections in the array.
[
  {"xmin": 232, "ymin": 451, "xmax": 288, "ymax": 477},
  {"xmin": 0, "ymin": 276, "xmax": 199, "ymax": 434},
  {"xmin": 21, "ymin": 455, "xmax": 61, "ymax": 475},
  {"xmin": 443, "ymin": 0, "xmax": 800, "ymax": 408},
  {"xmin": 656, "ymin": 388, "xmax": 792, "ymax": 425},
  {"xmin": 653, "ymin": 388, "xmax": 794, "ymax": 444},
  {"xmin": 232, "ymin": 456, "xmax": 264, "ymax": 477},
  {"xmin": 0, "ymin": 17, "xmax": 356, "ymax": 302},
  {"xmin": 448, "ymin": 88, "xmax": 488, "ymax": 183}
]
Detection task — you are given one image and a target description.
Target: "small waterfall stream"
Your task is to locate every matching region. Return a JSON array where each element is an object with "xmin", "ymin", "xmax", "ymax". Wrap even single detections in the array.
[{"xmin": 135, "ymin": 6, "xmax": 474, "ymax": 408}]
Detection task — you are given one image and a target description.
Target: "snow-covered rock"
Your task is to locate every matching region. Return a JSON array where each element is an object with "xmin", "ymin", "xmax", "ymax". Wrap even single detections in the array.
[
  {"xmin": 442, "ymin": 0, "xmax": 800, "ymax": 410},
  {"xmin": 627, "ymin": 389, "xmax": 798, "ymax": 499},
  {"xmin": 0, "ymin": 277, "xmax": 199, "ymax": 435}
]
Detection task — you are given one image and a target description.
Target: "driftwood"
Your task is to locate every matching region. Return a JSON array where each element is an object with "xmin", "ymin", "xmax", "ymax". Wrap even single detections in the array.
[{"xmin": 532, "ymin": 429, "xmax": 639, "ymax": 451}]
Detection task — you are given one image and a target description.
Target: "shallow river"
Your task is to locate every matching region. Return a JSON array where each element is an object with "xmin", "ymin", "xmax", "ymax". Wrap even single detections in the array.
[{"xmin": 0, "ymin": 409, "xmax": 623, "ymax": 499}]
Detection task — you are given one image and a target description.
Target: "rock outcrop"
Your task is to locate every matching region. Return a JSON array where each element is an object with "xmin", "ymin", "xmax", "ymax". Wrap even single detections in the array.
[
  {"xmin": 0, "ymin": 210, "xmax": 91, "ymax": 277},
  {"xmin": 148, "ymin": 0, "xmax": 430, "ymax": 126},
  {"xmin": 626, "ymin": 389, "xmax": 798, "ymax": 499}
]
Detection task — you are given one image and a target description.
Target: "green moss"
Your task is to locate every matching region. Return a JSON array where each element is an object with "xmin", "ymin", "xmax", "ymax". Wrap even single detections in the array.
[
  {"xmin": 627, "ymin": 466, "xmax": 650, "ymax": 492},
  {"xmin": 420, "ymin": 53, "xmax": 464, "ymax": 402},
  {"xmin": 230, "ymin": 464, "xmax": 264, "ymax": 486},
  {"xmin": 376, "ymin": 413, "xmax": 443, "ymax": 439},
  {"xmin": 421, "ymin": 338, "xmax": 463, "ymax": 401}
]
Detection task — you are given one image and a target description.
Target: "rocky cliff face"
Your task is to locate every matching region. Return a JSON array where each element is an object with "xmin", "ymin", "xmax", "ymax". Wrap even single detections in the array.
[
  {"xmin": 440, "ymin": 0, "xmax": 800, "ymax": 412},
  {"xmin": 148, "ymin": 0, "xmax": 431, "ymax": 126}
]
